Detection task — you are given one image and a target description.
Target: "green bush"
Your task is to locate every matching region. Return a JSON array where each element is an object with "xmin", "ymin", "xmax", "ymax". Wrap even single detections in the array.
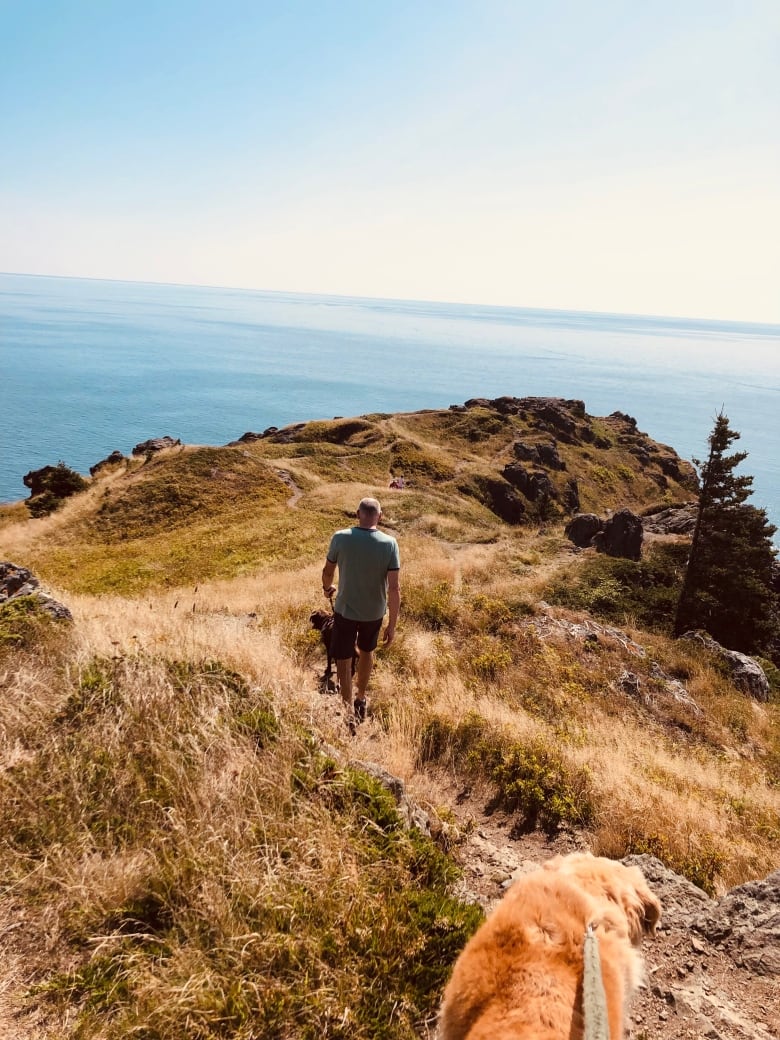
[
  {"xmin": 25, "ymin": 462, "xmax": 88, "ymax": 516},
  {"xmin": 481, "ymin": 741, "xmax": 594, "ymax": 833},
  {"xmin": 546, "ymin": 541, "xmax": 687, "ymax": 630}
]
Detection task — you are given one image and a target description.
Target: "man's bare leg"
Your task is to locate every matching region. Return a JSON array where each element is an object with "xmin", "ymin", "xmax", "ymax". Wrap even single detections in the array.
[
  {"xmin": 354, "ymin": 649, "xmax": 374, "ymax": 715},
  {"xmin": 336, "ymin": 658, "xmax": 353, "ymax": 709}
]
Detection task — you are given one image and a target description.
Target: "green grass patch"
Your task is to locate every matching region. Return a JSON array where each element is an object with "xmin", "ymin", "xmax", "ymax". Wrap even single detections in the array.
[
  {"xmin": 546, "ymin": 541, "xmax": 687, "ymax": 630},
  {"xmin": 9, "ymin": 655, "xmax": 482, "ymax": 1040},
  {"xmin": 418, "ymin": 712, "xmax": 595, "ymax": 833},
  {"xmin": 0, "ymin": 594, "xmax": 70, "ymax": 654}
]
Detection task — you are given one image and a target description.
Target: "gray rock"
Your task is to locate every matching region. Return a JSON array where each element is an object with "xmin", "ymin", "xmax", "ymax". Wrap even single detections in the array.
[
  {"xmin": 131, "ymin": 436, "xmax": 181, "ymax": 456},
  {"xmin": 622, "ymin": 855, "xmax": 715, "ymax": 925},
  {"xmin": 0, "ymin": 562, "xmax": 73, "ymax": 622},
  {"xmin": 680, "ymin": 632, "xmax": 770, "ymax": 701},
  {"xmin": 693, "ymin": 870, "xmax": 780, "ymax": 975},
  {"xmin": 0, "ymin": 562, "xmax": 38, "ymax": 601},
  {"xmin": 353, "ymin": 759, "xmax": 431, "ymax": 836},
  {"xmin": 642, "ymin": 502, "xmax": 698, "ymax": 534}
]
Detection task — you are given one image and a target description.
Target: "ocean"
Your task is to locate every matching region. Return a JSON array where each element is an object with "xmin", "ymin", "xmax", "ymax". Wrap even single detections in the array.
[{"xmin": 2, "ymin": 272, "xmax": 779, "ymax": 535}]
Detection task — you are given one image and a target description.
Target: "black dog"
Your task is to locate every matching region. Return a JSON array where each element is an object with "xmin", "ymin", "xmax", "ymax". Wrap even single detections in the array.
[{"xmin": 310, "ymin": 609, "xmax": 358, "ymax": 685}]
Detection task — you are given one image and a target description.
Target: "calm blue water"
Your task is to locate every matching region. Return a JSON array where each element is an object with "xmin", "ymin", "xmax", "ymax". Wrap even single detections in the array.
[{"xmin": 2, "ymin": 272, "xmax": 779, "ymax": 535}]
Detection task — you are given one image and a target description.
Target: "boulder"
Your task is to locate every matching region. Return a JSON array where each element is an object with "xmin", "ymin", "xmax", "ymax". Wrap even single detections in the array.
[
  {"xmin": 536, "ymin": 441, "xmax": 565, "ymax": 470},
  {"xmin": 0, "ymin": 562, "xmax": 72, "ymax": 621},
  {"xmin": 593, "ymin": 508, "xmax": 643, "ymax": 560},
  {"xmin": 680, "ymin": 632, "xmax": 770, "ymax": 701},
  {"xmin": 564, "ymin": 513, "xmax": 603, "ymax": 548},
  {"xmin": 511, "ymin": 440, "xmax": 539, "ymax": 462},
  {"xmin": 131, "ymin": 436, "xmax": 181, "ymax": 456}
]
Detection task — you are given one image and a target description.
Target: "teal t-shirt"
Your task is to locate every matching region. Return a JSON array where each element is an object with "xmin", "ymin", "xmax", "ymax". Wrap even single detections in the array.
[{"xmin": 327, "ymin": 527, "xmax": 400, "ymax": 621}]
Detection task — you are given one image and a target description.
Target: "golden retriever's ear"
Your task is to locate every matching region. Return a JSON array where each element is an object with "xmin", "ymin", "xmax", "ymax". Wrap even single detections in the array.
[{"xmin": 626, "ymin": 881, "xmax": 661, "ymax": 941}]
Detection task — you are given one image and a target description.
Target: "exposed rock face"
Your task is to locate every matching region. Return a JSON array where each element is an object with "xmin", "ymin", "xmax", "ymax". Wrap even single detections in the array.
[
  {"xmin": 230, "ymin": 427, "xmax": 279, "ymax": 445},
  {"xmin": 592, "ymin": 507, "xmax": 643, "ymax": 560},
  {"xmin": 642, "ymin": 503, "xmax": 698, "ymax": 534},
  {"xmin": 89, "ymin": 450, "xmax": 125, "ymax": 476},
  {"xmin": 468, "ymin": 476, "xmax": 526, "ymax": 524},
  {"xmin": 502, "ymin": 463, "xmax": 557, "ymax": 503},
  {"xmin": 562, "ymin": 478, "xmax": 580, "ymax": 514},
  {"xmin": 131, "ymin": 436, "xmax": 182, "ymax": 456},
  {"xmin": 692, "ymin": 871, "xmax": 780, "ymax": 976},
  {"xmin": 680, "ymin": 631, "xmax": 770, "ymax": 701},
  {"xmin": 511, "ymin": 439, "xmax": 566, "ymax": 470},
  {"xmin": 0, "ymin": 562, "xmax": 72, "ymax": 621}
]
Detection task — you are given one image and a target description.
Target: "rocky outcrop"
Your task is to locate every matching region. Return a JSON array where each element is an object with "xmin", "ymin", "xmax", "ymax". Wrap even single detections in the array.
[
  {"xmin": 642, "ymin": 503, "xmax": 698, "ymax": 534},
  {"xmin": 353, "ymin": 759, "xmax": 432, "ymax": 835},
  {"xmin": 464, "ymin": 476, "xmax": 526, "ymax": 524},
  {"xmin": 680, "ymin": 631, "xmax": 770, "ymax": 701},
  {"xmin": 502, "ymin": 463, "xmax": 557, "ymax": 503},
  {"xmin": 0, "ymin": 562, "xmax": 72, "ymax": 621},
  {"xmin": 511, "ymin": 439, "xmax": 566, "ymax": 470},
  {"xmin": 230, "ymin": 427, "xmax": 279, "ymax": 445},
  {"xmin": 131, "ymin": 436, "xmax": 181, "ymax": 456},
  {"xmin": 22, "ymin": 465, "xmax": 61, "ymax": 496},
  {"xmin": 89, "ymin": 450, "xmax": 125, "ymax": 476},
  {"xmin": 692, "ymin": 870, "xmax": 780, "ymax": 976}
]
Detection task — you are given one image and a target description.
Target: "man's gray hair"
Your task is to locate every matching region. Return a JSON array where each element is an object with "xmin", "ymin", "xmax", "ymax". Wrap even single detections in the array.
[{"xmin": 358, "ymin": 497, "xmax": 382, "ymax": 515}]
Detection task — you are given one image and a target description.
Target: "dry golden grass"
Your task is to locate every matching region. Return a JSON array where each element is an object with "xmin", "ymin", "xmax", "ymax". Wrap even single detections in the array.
[{"xmin": 1, "ymin": 405, "xmax": 777, "ymax": 1037}]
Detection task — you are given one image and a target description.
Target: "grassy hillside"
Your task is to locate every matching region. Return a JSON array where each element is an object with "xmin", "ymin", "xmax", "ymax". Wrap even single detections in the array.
[{"xmin": 1, "ymin": 398, "xmax": 777, "ymax": 1039}]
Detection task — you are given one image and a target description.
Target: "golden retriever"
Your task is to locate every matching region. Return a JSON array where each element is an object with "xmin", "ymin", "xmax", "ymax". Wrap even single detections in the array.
[{"xmin": 438, "ymin": 852, "xmax": 661, "ymax": 1040}]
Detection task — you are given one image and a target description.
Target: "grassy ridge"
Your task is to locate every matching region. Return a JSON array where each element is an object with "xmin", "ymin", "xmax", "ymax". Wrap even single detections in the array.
[{"xmin": 1, "ymin": 400, "xmax": 777, "ymax": 1038}]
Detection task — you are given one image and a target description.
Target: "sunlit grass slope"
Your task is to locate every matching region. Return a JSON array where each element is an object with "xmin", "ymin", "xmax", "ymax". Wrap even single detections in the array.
[{"xmin": 1, "ymin": 399, "xmax": 777, "ymax": 1039}]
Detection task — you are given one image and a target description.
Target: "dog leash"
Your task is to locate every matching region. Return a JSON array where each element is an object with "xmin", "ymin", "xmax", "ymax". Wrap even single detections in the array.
[{"xmin": 582, "ymin": 924, "xmax": 609, "ymax": 1040}]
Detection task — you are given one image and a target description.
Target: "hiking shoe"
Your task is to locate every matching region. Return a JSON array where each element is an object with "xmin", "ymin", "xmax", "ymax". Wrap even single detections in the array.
[{"xmin": 353, "ymin": 698, "xmax": 366, "ymax": 723}]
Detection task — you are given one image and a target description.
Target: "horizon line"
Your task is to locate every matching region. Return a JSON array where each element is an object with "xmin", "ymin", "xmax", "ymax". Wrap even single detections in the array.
[{"xmin": 3, "ymin": 269, "xmax": 779, "ymax": 333}]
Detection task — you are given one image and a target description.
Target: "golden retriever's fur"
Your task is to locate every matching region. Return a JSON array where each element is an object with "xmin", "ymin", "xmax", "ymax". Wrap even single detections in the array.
[{"xmin": 438, "ymin": 853, "xmax": 661, "ymax": 1040}]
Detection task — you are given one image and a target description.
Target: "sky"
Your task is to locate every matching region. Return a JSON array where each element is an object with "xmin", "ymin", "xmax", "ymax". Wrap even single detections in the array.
[{"xmin": 1, "ymin": 1, "xmax": 779, "ymax": 323}]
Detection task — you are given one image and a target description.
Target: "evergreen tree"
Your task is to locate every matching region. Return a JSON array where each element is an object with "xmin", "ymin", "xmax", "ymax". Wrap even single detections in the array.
[{"xmin": 673, "ymin": 412, "xmax": 778, "ymax": 654}]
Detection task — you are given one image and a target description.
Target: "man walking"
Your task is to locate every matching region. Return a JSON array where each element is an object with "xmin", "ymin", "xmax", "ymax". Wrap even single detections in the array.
[{"xmin": 321, "ymin": 497, "xmax": 400, "ymax": 727}]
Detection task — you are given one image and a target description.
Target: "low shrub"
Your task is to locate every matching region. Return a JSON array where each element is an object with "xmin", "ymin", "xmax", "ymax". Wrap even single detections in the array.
[
  {"xmin": 418, "ymin": 713, "xmax": 595, "ymax": 834},
  {"xmin": 25, "ymin": 461, "xmax": 89, "ymax": 516},
  {"xmin": 403, "ymin": 580, "xmax": 459, "ymax": 630},
  {"xmin": 0, "ymin": 594, "xmax": 68, "ymax": 653},
  {"xmin": 546, "ymin": 541, "xmax": 687, "ymax": 630}
]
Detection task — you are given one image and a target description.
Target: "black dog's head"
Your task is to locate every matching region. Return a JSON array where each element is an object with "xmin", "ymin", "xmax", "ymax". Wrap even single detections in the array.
[{"xmin": 310, "ymin": 609, "xmax": 332, "ymax": 632}]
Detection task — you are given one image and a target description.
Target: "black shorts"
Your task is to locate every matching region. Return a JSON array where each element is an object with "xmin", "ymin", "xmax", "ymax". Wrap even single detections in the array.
[{"xmin": 332, "ymin": 612, "xmax": 383, "ymax": 659}]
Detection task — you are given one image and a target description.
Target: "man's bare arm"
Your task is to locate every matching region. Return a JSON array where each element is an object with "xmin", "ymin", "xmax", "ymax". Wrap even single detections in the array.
[
  {"xmin": 383, "ymin": 570, "xmax": 400, "ymax": 645},
  {"xmin": 322, "ymin": 560, "xmax": 337, "ymax": 599}
]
